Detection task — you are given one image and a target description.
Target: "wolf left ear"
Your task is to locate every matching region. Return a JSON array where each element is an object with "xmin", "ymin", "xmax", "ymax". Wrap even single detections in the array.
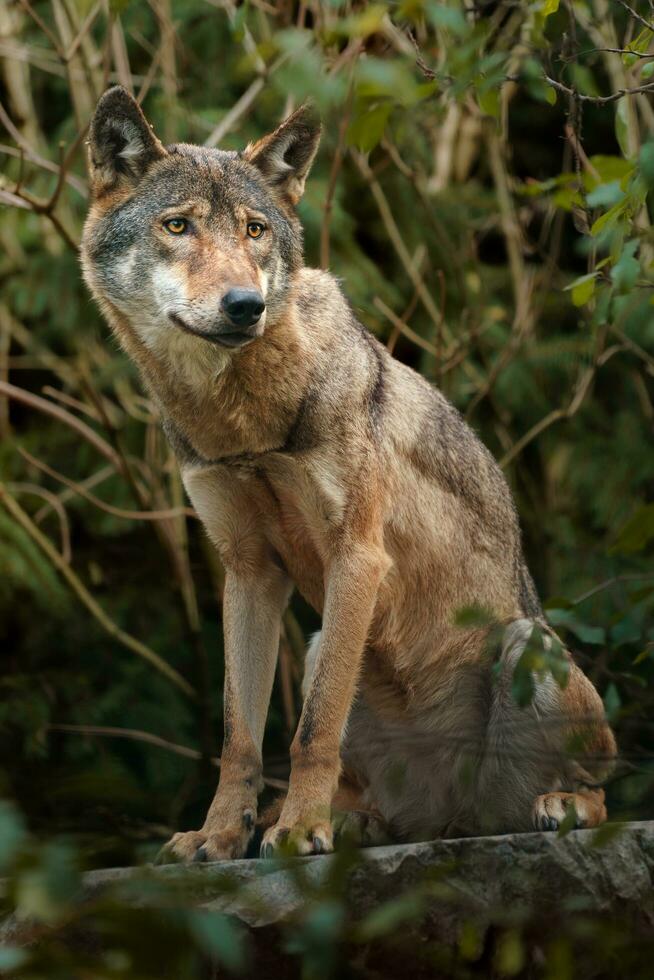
[
  {"xmin": 87, "ymin": 86, "xmax": 166, "ymax": 194},
  {"xmin": 244, "ymin": 104, "xmax": 321, "ymax": 206}
]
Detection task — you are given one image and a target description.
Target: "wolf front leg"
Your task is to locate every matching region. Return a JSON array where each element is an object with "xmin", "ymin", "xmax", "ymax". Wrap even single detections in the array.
[
  {"xmin": 164, "ymin": 559, "xmax": 292, "ymax": 863},
  {"xmin": 261, "ymin": 534, "xmax": 390, "ymax": 856}
]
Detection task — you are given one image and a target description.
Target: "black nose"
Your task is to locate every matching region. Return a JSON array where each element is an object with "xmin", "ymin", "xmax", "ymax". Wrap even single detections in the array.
[{"xmin": 221, "ymin": 288, "xmax": 265, "ymax": 328}]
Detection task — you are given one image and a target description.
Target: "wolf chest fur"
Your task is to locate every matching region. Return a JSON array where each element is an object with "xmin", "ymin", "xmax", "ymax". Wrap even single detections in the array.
[{"xmin": 82, "ymin": 86, "xmax": 616, "ymax": 860}]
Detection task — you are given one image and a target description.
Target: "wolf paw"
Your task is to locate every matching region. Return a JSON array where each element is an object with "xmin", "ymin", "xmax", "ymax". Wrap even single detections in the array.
[
  {"xmin": 532, "ymin": 792, "xmax": 586, "ymax": 832},
  {"xmin": 332, "ymin": 809, "xmax": 390, "ymax": 847},
  {"xmin": 158, "ymin": 811, "xmax": 255, "ymax": 864},
  {"xmin": 260, "ymin": 819, "xmax": 333, "ymax": 857}
]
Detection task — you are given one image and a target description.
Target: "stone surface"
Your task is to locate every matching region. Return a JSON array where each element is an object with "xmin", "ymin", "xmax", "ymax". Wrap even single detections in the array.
[{"xmin": 3, "ymin": 822, "xmax": 654, "ymax": 962}]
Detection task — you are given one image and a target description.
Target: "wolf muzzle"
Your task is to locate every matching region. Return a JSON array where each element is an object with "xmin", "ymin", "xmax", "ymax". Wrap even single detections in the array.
[{"xmin": 169, "ymin": 287, "xmax": 265, "ymax": 349}]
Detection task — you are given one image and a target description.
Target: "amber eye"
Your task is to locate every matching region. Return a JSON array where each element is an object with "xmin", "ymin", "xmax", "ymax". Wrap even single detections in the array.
[
  {"xmin": 246, "ymin": 221, "xmax": 265, "ymax": 239},
  {"xmin": 163, "ymin": 217, "xmax": 188, "ymax": 235}
]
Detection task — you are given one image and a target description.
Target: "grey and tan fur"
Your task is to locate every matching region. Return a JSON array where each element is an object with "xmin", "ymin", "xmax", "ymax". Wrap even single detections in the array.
[{"xmin": 81, "ymin": 87, "xmax": 616, "ymax": 860}]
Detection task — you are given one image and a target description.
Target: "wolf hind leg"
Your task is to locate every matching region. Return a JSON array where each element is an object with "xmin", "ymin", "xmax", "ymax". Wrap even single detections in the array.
[
  {"xmin": 258, "ymin": 773, "xmax": 392, "ymax": 851},
  {"xmin": 330, "ymin": 774, "xmax": 393, "ymax": 847},
  {"xmin": 532, "ymin": 653, "xmax": 616, "ymax": 832},
  {"xmin": 480, "ymin": 619, "xmax": 616, "ymax": 834}
]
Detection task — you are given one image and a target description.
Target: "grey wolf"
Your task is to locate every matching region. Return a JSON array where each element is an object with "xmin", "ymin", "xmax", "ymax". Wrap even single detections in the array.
[{"xmin": 81, "ymin": 86, "xmax": 616, "ymax": 860}]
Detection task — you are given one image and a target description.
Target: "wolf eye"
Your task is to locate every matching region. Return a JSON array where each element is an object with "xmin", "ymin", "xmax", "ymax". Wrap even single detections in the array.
[
  {"xmin": 163, "ymin": 217, "xmax": 188, "ymax": 235},
  {"xmin": 247, "ymin": 221, "xmax": 265, "ymax": 239}
]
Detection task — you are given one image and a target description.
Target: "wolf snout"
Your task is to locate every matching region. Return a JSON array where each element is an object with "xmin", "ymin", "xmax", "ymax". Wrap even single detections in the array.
[{"xmin": 221, "ymin": 288, "xmax": 265, "ymax": 328}]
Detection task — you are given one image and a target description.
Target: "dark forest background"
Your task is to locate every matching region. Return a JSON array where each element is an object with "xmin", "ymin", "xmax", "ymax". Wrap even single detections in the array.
[{"xmin": 1, "ymin": 0, "xmax": 654, "ymax": 976}]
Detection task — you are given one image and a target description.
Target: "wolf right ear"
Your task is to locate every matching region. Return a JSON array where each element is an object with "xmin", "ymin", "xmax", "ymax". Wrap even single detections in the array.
[
  {"xmin": 244, "ymin": 104, "xmax": 321, "ymax": 206},
  {"xmin": 87, "ymin": 86, "xmax": 166, "ymax": 194}
]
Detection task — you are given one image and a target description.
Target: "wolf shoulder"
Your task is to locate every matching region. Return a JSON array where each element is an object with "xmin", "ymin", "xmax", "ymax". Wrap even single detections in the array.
[{"xmin": 292, "ymin": 267, "xmax": 516, "ymax": 527}]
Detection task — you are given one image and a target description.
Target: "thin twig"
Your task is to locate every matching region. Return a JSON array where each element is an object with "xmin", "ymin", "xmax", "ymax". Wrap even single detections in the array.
[
  {"xmin": 48, "ymin": 723, "xmax": 288, "ymax": 790},
  {"xmin": 0, "ymin": 145, "xmax": 86, "ymax": 195},
  {"xmin": 352, "ymin": 149, "xmax": 455, "ymax": 348},
  {"xmin": 612, "ymin": 0, "xmax": 654, "ymax": 34},
  {"xmin": 543, "ymin": 73, "xmax": 654, "ymax": 104},
  {"xmin": 374, "ymin": 296, "xmax": 438, "ymax": 357},
  {"xmin": 204, "ymin": 76, "xmax": 266, "ymax": 148},
  {"xmin": 18, "ymin": 0, "xmax": 65, "ymax": 59},
  {"xmin": 573, "ymin": 574, "xmax": 654, "ymax": 606},
  {"xmin": 320, "ymin": 94, "xmax": 352, "ymax": 268},
  {"xmin": 0, "ymin": 483, "xmax": 195, "ymax": 698},
  {"xmin": 0, "ymin": 381, "xmax": 122, "ymax": 469},
  {"xmin": 7, "ymin": 481, "xmax": 72, "ymax": 563},
  {"xmin": 18, "ymin": 447, "xmax": 198, "ymax": 522}
]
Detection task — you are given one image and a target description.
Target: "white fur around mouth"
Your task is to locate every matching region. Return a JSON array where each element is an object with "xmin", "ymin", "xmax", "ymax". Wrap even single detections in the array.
[{"xmin": 168, "ymin": 312, "xmax": 256, "ymax": 348}]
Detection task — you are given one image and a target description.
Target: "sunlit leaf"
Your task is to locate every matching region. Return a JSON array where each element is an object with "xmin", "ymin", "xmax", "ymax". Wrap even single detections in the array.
[
  {"xmin": 604, "ymin": 682, "xmax": 621, "ymax": 722},
  {"xmin": 496, "ymin": 929, "xmax": 525, "ymax": 976},
  {"xmin": 615, "ymin": 97, "xmax": 631, "ymax": 158},
  {"xmin": 564, "ymin": 272, "xmax": 597, "ymax": 307},
  {"xmin": 478, "ymin": 89, "xmax": 500, "ymax": 118}
]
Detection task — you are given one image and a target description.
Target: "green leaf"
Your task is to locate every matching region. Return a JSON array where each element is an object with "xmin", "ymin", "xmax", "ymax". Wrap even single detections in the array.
[
  {"xmin": 426, "ymin": 3, "xmax": 468, "ymax": 35},
  {"xmin": 586, "ymin": 180, "xmax": 625, "ymax": 208},
  {"xmin": 610, "ymin": 615, "xmax": 642, "ymax": 647},
  {"xmin": 343, "ymin": 3, "xmax": 387, "ymax": 39},
  {"xmin": 459, "ymin": 921, "xmax": 483, "ymax": 961},
  {"xmin": 639, "ymin": 141, "xmax": 654, "ymax": 188},
  {"xmin": 591, "ymin": 822, "xmax": 626, "ymax": 848},
  {"xmin": 0, "ymin": 948, "xmax": 29, "ymax": 970},
  {"xmin": 612, "ymin": 503, "xmax": 654, "ymax": 553},
  {"xmin": 454, "ymin": 604, "xmax": 497, "ymax": 628},
  {"xmin": 615, "ymin": 97, "xmax": 631, "ymax": 158},
  {"xmin": 478, "ymin": 88, "xmax": 500, "ymax": 119},
  {"xmin": 587, "ymin": 155, "xmax": 633, "ymax": 184},
  {"xmin": 626, "ymin": 27, "xmax": 653, "ymax": 56},
  {"xmin": 603, "ymin": 682, "xmax": 621, "ymax": 722},
  {"xmin": 547, "ymin": 609, "xmax": 605, "ymax": 645},
  {"xmin": 0, "ymin": 801, "xmax": 27, "ymax": 871},
  {"xmin": 611, "ymin": 239, "xmax": 640, "ymax": 292},
  {"xmin": 346, "ymin": 102, "xmax": 392, "ymax": 152},
  {"xmin": 557, "ymin": 802, "xmax": 579, "ymax": 837},
  {"xmin": 357, "ymin": 892, "xmax": 425, "ymax": 941},
  {"xmin": 565, "ymin": 272, "xmax": 597, "ymax": 307},
  {"xmin": 497, "ymin": 930, "xmax": 525, "ymax": 976},
  {"xmin": 542, "ymin": 0, "xmax": 560, "ymax": 14},
  {"xmin": 590, "ymin": 199, "xmax": 627, "ymax": 236},
  {"xmin": 187, "ymin": 910, "xmax": 247, "ymax": 972},
  {"xmin": 633, "ymin": 644, "xmax": 654, "ymax": 665}
]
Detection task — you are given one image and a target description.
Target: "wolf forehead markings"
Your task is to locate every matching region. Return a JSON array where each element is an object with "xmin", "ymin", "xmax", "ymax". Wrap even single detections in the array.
[{"xmin": 82, "ymin": 86, "xmax": 616, "ymax": 862}]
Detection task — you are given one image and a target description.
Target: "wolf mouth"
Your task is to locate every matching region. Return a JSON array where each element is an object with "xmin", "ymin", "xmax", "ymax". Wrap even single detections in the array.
[{"xmin": 168, "ymin": 312, "xmax": 255, "ymax": 349}]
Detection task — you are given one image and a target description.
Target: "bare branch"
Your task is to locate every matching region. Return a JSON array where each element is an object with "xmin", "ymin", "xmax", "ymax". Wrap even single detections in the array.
[
  {"xmin": 543, "ymin": 73, "xmax": 654, "ymax": 104},
  {"xmin": 18, "ymin": 446, "xmax": 198, "ymax": 523},
  {"xmin": 0, "ymin": 381, "xmax": 122, "ymax": 469},
  {"xmin": 612, "ymin": 0, "xmax": 654, "ymax": 35},
  {"xmin": 573, "ymin": 573, "xmax": 654, "ymax": 606},
  {"xmin": 7, "ymin": 481, "xmax": 72, "ymax": 563},
  {"xmin": 48, "ymin": 724, "xmax": 288, "ymax": 790}
]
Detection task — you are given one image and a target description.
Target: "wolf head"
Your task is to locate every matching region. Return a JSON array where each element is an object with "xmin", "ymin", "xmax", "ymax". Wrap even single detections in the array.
[{"xmin": 81, "ymin": 87, "xmax": 320, "ymax": 363}]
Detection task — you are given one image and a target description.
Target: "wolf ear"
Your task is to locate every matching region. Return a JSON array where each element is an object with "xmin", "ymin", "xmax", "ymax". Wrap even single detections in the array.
[
  {"xmin": 87, "ymin": 86, "xmax": 166, "ymax": 194},
  {"xmin": 244, "ymin": 104, "xmax": 321, "ymax": 206}
]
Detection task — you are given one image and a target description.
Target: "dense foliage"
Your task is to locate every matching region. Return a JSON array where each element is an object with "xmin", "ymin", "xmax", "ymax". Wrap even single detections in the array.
[{"xmin": 1, "ymin": 0, "xmax": 654, "ymax": 975}]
